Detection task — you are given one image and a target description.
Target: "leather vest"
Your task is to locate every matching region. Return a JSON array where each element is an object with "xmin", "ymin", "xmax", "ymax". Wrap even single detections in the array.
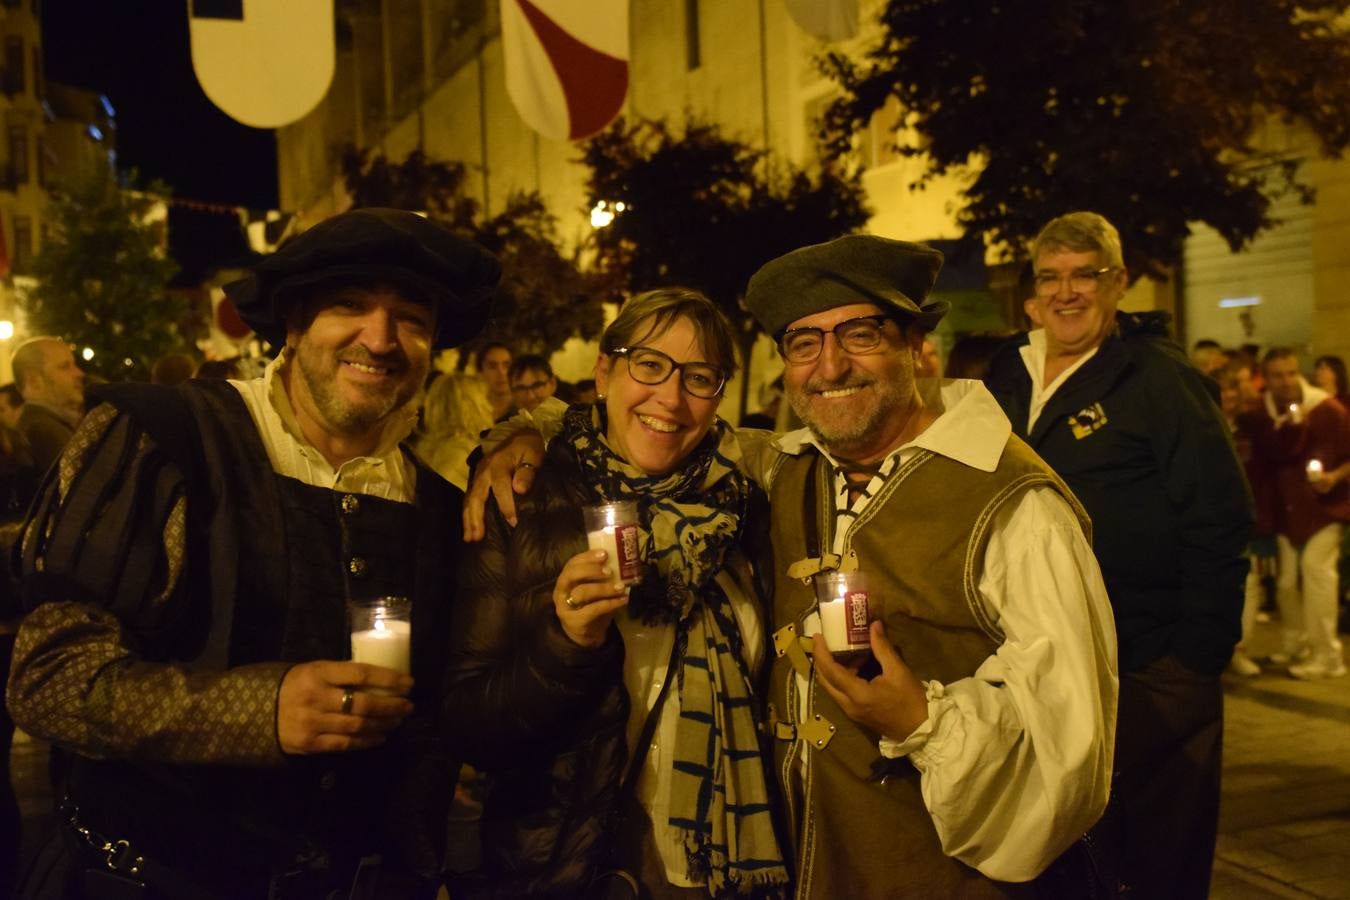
[{"xmin": 767, "ymin": 438, "xmax": 1088, "ymax": 900}]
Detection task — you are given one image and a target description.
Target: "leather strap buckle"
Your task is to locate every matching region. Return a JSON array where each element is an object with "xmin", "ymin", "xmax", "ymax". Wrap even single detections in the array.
[
  {"xmin": 769, "ymin": 714, "xmax": 836, "ymax": 750},
  {"xmin": 773, "ymin": 624, "xmax": 814, "ymax": 680}
]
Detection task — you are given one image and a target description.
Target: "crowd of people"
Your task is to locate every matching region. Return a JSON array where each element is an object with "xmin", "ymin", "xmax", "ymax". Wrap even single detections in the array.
[{"xmin": 0, "ymin": 205, "xmax": 1340, "ymax": 900}]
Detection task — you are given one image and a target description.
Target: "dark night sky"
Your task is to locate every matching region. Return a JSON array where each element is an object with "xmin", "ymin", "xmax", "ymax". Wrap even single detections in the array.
[{"xmin": 41, "ymin": 0, "xmax": 279, "ymax": 210}]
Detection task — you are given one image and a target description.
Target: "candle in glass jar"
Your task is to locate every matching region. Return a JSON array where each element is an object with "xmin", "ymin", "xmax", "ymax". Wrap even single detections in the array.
[
  {"xmin": 813, "ymin": 571, "xmax": 872, "ymax": 658},
  {"xmin": 351, "ymin": 618, "xmax": 411, "ymax": 673},
  {"xmin": 1307, "ymin": 459, "xmax": 1324, "ymax": 483},
  {"xmin": 348, "ymin": 596, "xmax": 412, "ymax": 675},
  {"xmin": 583, "ymin": 501, "xmax": 642, "ymax": 584}
]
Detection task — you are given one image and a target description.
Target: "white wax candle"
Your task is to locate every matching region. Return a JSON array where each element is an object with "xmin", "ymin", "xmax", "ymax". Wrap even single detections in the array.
[
  {"xmin": 351, "ymin": 619, "xmax": 411, "ymax": 674},
  {"xmin": 587, "ymin": 524, "xmax": 641, "ymax": 583},
  {"xmin": 1307, "ymin": 459, "xmax": 1324, "ymax": 482},
  {"xmin": 818, "ymin": 591, "xmax": 870, "ymax": 654}
]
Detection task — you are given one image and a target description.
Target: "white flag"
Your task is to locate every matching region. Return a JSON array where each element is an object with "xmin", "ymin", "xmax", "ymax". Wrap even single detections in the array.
[
  {"xmin": 189, "ymin": 0, "xmax": 335, "ymax": 128},
  {"xmin": 785, "ymin": 0, "xmax": 859, "ymax": 42},
  {"xmin": 502, "ymin": 0, "xmax": 629, "ymax": 142}
]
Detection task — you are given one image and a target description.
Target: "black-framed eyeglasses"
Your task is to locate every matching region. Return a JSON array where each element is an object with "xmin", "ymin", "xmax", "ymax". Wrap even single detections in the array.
[
  {"xmin": 1033, "ymin": 267, "xmax": 1116, "ymax": 298},
  {"xmin": 609, "ymin": 346, "xmax": 727, "ymax": 399},
  {"xmin": 778, "ymin": 315, "xmax": 895, "ymax": 364}
]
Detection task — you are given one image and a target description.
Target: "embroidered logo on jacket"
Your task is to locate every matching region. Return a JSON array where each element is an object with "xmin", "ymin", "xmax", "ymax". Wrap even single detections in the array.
[{"xmin": 1069, "ymin": 403, "xmax": 1109, "ymax": 439}]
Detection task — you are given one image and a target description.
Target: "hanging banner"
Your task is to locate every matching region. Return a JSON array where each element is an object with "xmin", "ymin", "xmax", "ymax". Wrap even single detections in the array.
[
  {"xmin": 502, "ymin": 0, "xmax": 629, "ymax": 142},
  {"xmin": 188, "ymin": 0, "xmax": 335, "ymax": 128},
  {"xmin": 785, "ymin": 0, "xmax": 859, "ymax": 42}
]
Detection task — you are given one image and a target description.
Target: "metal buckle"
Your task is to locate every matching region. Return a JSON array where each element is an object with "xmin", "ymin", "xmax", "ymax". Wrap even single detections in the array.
[
  {"xmin": 767, "ymin": 713, "xmax": 837, "ymax": 750},
  {"xmin": 64, "ymin": 802, "xmax": 145, "ymax": 877}
]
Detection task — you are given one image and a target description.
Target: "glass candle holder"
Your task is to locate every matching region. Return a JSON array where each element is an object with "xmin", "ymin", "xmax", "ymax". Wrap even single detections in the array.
[
  {"xmin": 813, "ymin": 570, "xmax": 873, "ymax": 659},
  {"xmin": 348, "ymin": 596, "xmax": 411, "ymax": 675},
  {"xmin": 583, "ymin": 501, "xmax": 642, "ymax": 585}
]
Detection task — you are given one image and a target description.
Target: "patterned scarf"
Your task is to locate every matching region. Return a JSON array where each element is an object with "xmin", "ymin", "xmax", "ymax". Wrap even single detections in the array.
[{"xmin": 560, "ymin": 405, "xmax": 789, "ymax": 897}]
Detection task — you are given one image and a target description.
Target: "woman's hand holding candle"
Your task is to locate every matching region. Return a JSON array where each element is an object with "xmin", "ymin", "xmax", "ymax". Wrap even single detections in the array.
[{"xmin": 553, "ymin": 549, "xmax": 630, "ymax": 648}]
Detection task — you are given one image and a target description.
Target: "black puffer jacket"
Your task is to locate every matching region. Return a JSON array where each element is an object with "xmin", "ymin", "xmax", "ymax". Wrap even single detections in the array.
[{"xmin": 443, "ymin": 438, "xmax": 630, "ymax": 899}]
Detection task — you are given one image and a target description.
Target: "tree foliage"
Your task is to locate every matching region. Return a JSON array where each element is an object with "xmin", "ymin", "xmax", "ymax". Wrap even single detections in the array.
[
  {"xmin": 24, "ymin": 165, "xmax": 185, "ymax": 381},
  {"xmin": 579, "ymin": 117, "xmax": 871, "ymax": 373},
  {"xmin": 821, "ymin": 0, "xmax": 1350, "ymax": 279},
  {"xmin": 341, "ymin": 147, "xmax": 603, "ymax": 357}
]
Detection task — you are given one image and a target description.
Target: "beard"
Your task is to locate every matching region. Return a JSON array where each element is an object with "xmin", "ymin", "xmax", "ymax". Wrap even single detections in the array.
[
  {"xmin": 295, "ymin": 344, "xmax": 423, "ymax": 435},
  {"xmin": 788, "ymin": 373, "xmax": 915, "ymax": 457}
]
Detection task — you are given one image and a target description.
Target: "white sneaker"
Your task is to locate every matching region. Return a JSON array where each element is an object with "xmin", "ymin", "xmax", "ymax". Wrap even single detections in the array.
[
  {"xmin": 1228, "ymin": 651, "xmax": 1261, "ymax": 677},
  {"xmin": 1269, "ymin": 647, "xmax": 1311, "ymax": 667},
  {"xmin": 1289, "ymin": 657, "xmax": 1348, "ymax": 680}
]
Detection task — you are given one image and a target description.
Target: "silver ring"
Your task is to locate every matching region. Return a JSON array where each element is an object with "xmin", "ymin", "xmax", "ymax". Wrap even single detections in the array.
[
  {"xmin": 341, "ymin": 689, "xmax": 355, "ymax": 715},
  {"xmin": 564, "ymin": 594, "xmax": 579, "ymax": 610}
]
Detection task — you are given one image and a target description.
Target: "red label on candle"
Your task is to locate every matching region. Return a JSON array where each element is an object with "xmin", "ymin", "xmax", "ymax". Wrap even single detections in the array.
[
  {"xmin": 614, "ymin": 523, "xmax": 641, "ymax": 582},
  {"xmin": 845, "ymin": 590, "xmax": 870, "ymax": 645}
]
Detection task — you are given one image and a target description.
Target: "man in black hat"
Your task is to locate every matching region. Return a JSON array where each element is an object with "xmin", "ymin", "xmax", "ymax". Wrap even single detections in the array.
[
  {"xmin": 468, "ymin": 234, "xmax": 1117, "ymax": 898},
  {"xmin": 7, "ymin": 208, "xmax": 498, "ymax": 898}
]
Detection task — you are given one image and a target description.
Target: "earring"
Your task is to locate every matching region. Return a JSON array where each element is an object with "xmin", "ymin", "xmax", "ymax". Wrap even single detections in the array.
[{"xmin": 595, "ymin": 394, "xmax": 606, "ymax": 402}]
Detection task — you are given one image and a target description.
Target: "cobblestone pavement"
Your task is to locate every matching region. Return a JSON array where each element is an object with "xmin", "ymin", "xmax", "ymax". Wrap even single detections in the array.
[
  {"xmin": 8, "ymin": 617, "xmax": 1349, "ymax": 897},
  {"xmin": 1212, "ymin": 618, "xmax": 1350, "ymax": 899}
]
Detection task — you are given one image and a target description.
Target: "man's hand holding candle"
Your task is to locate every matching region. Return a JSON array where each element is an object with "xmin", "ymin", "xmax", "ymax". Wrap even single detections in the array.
[
  {"xmin": 813, "ymin": 621, "xmax": 929, "ymax": 742},
  {"xmin": 277, "ymin": 660, "xmax": 414, "ymax": 755}
]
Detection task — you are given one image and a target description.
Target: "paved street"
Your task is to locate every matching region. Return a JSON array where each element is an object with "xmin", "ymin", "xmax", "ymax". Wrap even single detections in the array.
[
  {"xmin": 1211, "ymin": 617, "xmax": 1350, "ymax": 899},
  {"xmin": 8, "ymin": 615, "xmax": 1350, "ymax": 897}
]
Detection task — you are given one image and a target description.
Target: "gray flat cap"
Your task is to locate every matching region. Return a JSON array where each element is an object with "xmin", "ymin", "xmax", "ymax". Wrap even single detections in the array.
[
  {"xmin": 744, "ymin": 234, "xmax": 947, "ymax": 336},
  {"xmin": 224, "ymin": 208, "xmax": 501, "ymax": 350}
]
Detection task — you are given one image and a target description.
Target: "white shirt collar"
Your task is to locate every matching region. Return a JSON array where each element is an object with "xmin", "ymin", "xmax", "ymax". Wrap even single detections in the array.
[{"xmin": 773, "ymin": 378, "xmax": 1011, "ymax": 473}]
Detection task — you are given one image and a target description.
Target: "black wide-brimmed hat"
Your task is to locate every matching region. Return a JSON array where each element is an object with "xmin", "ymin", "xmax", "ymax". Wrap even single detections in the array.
[
  {"xmin": 744, "ymin": 234, "xmax": 947, "ymax": 337},
  {"xmin": 223, "ymin": 208, "xmax": 501, "ymax": 350}
]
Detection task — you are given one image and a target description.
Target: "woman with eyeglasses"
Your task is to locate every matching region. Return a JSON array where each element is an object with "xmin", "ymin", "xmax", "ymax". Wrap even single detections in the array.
[{"xmin": 443, "ymin": 288, "xmax": 789, "ymax": 899}]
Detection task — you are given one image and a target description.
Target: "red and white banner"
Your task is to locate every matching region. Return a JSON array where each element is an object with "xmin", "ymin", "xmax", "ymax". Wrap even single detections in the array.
[
  {"xmin": 502, "ymin": 0, "xmax": 629, "ymax": 142},
  {"xmin": 189, "ymin": 0, "xmax": 335, "ymax": 128}
]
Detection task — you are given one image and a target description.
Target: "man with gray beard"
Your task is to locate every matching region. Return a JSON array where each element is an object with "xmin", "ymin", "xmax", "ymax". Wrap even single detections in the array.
[
  {"xmin": 737, "ymin": 235, "xmax": 1117, "ymax": 898},
  {"xmin": 7, "ymin": 208, "xmax": 498, "ymax": 898}
]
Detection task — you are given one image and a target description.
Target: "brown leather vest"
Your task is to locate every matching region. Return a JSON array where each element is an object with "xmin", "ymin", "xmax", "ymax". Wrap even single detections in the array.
[{"xmin": 767, "ymin": 438, "xmax": 1089, "ymax": 900}]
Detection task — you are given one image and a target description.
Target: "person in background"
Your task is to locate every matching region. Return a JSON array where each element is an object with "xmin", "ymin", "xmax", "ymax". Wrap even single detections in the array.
[
  {"xmin": 944, "ymin": 333, "xmax": 1012, "ymax": 381},
  {"xmin": 1249, "ymin": 347, "xmax": 1350, "ymax": 679},
  {"xmin": 572, "ymin": 378, "xmax": 598, "ymax": 406},
  {"xmin": 1217, "ymin": 363, "xmax": 1269, "ymax": 677},
  {"xmin": 417, "ymin": 371, "xmax": 495, "ymax": 490},
  {"xmin": 1314, "ymin": 354, "xmax": 1349, "ymax": 407},
  {"xmin": 195, "ymin": 357, "xmax": 244, "ymax": 380},
  {"xmin": 915, "ymin": 335, "xmax": 942, "ymax": 377},
  {"xmin": 985, "ymin": 211, "xmax": 1252, "ymax": 899},
  {"xmin": 507, "ymin": 354, "xmax": 558, "ymax": 413},
  {"xmin": 1191, "ymin": 338, "xmax": 1227, "ymax": 377},
  {"xmin": 0, "ymin": 381, "xmax": 33, "ymax": 900},
  {"xmin": 6, "ymin": 208, "xmax": 499, "ymax": 898},
  {"xmin": 476, "ymin": 341, "xmax": 514, "ymax": 421},
  {"xmin": 11, "ymin": 337, "xmax": 86, "ymax": 474},
  {"xmin": 150, "ymin": 353, "xmax": 197, "ymax": 386}
]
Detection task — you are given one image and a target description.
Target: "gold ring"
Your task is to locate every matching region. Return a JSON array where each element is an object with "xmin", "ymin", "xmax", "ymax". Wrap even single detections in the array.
[
  {"xmin": 515, "ymin": 462, "xmax": 537, "ymax": 472},
  {"xmin": 341, "ymin": 689, "xmax": 355, "ymax": 715},
  {"xmin": 565, "ymin": 595, "xmax": 579, "ymax": 610}
]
